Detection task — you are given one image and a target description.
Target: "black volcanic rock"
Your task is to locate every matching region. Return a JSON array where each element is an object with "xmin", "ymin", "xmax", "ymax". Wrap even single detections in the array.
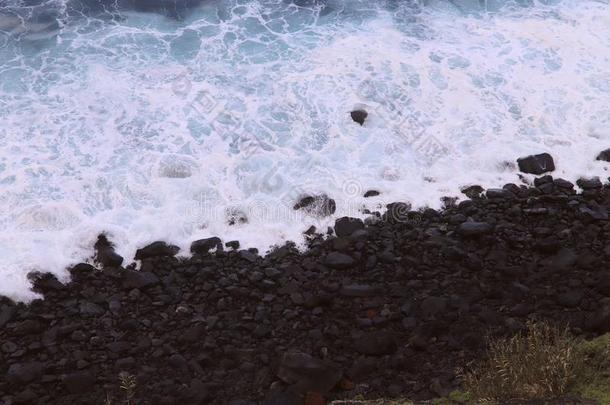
[
  {"xmin": 324, "ymin": 252, "xmax": 355, "ymax": 269},
  {"xmin": 2, "ymin": 175, "xmax": 610, "ymax": 404},
  {"xmin": 191, "ymin": 237, "xmax": 222, "ymax": 254},
  {"xmin": 461, "ymin": 185, "xmax": 484, "ymax": 199},
  {"xmin": 350, "ymin": 109, "xmax": 368, "ymax": 125},
  {"xmin": 517, "ymin": 153, "xmax": 555, "ymax": 174},
  {"xmin": 334, "ymin": 217, "xmax": 364, "ymax": 237},
  {"xmin": 135, "ymin": 241, "xmax": 179, "ymax": 260},
  {"xmin": 596, "ymin": 148, "xmax": 610, "ymax": 162},
  {"xmin": 577, "ymin": 177, "xmax": 602, "ymax": 189},
  {"xmin": 293, "ymin": 194, "xmax": 336, "ymax": 217},
  {"xmin": 458, "ymin": 221, "xmax": 492, "ymax": 237},
  {"xmin": 486, "ymin": 188, "xmax": 513, "ymax": 199},
  {"xmin": 383, "ymin": 202, "xmax": 411, "ymax": 223},
  {"xmin": 69, "ymin": 263, "xmax": 96, "ymax": 279},
  {"xmin": 94, "ymin": 234, "xmax": 124, "ymax": 267},
  {"xmin": 121, "ymin": 270, "xmax": 159, "ymax": 289}
]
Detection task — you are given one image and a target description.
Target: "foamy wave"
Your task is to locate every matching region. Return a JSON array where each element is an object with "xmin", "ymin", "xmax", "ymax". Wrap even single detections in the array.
[{"xmin": 0, "ymin": 0, "xmax": 609, "ymax": 301}]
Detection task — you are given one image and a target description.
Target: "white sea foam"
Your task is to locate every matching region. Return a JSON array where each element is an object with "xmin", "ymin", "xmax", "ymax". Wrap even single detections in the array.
[{"xmin": 0, "ymin": 0, "xmax": 609, "ymax": 301}]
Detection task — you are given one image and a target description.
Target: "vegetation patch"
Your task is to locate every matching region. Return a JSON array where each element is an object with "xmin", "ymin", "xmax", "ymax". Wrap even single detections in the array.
[
  {"xmin": 461, "ymin": 321, "xmax": 581, "ymax": 402},
  {"xmin": 573, "ymin": 333, "xmax": 610, "ymax": 404}
]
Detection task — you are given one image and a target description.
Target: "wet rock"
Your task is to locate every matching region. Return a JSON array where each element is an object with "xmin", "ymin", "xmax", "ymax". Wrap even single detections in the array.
[
  {"xmin": 293, "ymin": 194, "xmax": 336, "ymax": 217},
  {"xmin": 350, "ymin": 109, "xmax": 368, "ymax": 126},
  {"xmin": 461, "ymin": 185, "xmax": 484, "ymax": 199},
  {"xmin": 486, "ymin": 188, "xmax": 513, "ymax": 199},
  {"xmin": 517, "ymin": 153, "xmax": 555, "ymax": 174},
  {"xmin": 383, "ymin": 202, "xmax": 411, "ymax": 223},
  {"xmin": 577, "ymin": 177, "xmax": 602, "ymax": 189},
  {"xmin": 135, "ymin": 241, "xmax": 179, "ymax": 260},
  {"xmin": 277, "ymin": 352, "xmax": 342, "ymax": 393},
  {"xmin": 334, "ymin": 217, "xmax": 364, "ymax": 237},
  {"xmin": 69, "ymin": 263, "xmax": 96, "ymax": 279},
  {"xmin": 239, "ymin": 250, "xmax": 258, "ymax": 263},
  {"xmin": 364, "ymin": 190, "xmax": 380, "ymax": 197},
  {"xmin": 28, "ymin": 272, "xmax": 64, "ymax": 292},
  {"xmin": 227, "ymin": 208, "xmax": 248, "ymax": 225},
  {"xmin": 553, "ymin": 178, "xmax": 574, "ymax": 190},
  {"xmin": 226, "ymin": 240, "xmax": 240, "ymax": 250},
  {"xmin": 191, "ymin": 237, "xmax": 222, "ymax": 254},
  {"xmin": 596, "ymin": 148, "xmax": 610, "ymax": 162},
  {"xmin": 94, "ymin": 234, "xmax": 124, "ymax": 267}
]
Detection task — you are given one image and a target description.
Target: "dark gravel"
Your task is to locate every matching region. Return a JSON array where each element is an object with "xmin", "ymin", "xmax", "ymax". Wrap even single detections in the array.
[{"xmin": 1, "ymin": 172, "xmax": 610, "ymax": 405}]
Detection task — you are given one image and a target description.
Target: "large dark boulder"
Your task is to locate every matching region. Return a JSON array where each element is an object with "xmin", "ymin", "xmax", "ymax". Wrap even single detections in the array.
[
  {"xmin": 135, "ymin": 241, "xmax": 179, "ymax": 260},
  {"xmin": 577, "ymin": 177, "xmax": 602, "ymax": 189},
  {"xmin": 191, "ymin": 237, "xmax": 222, "ymax": 254},
  {"xmin": 69, "ymin": 263, "xmax": 96, "ymax": 280},
  {"xmin": 334, "ymin": 217, "xmax": 364, "ymax": 237},
  {"xmin": 382, "ymin": 202, "xmax": 411, "ymax": 223},
  {"xmin": 28, "ymin": 272, "xmax": 64, "ymax": 292},
  {"xmin": 517, "ymin": 153, "xmax": 555, "ymax": 174}
]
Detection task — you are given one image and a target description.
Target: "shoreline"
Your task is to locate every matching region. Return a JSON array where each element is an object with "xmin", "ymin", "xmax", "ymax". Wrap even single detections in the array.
[{"xmin": 1, "ymin": 152, "xmax": 610, "ymax": 404}]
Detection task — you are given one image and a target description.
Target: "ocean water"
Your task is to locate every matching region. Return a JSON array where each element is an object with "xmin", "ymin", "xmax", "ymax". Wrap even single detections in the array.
[{"xmin": 1, "ymin": 0, "xmax": 609, "ymax": 301}]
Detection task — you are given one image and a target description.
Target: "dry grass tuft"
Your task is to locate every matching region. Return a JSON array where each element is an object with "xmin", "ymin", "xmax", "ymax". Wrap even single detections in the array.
[
  {"xmin": 460, "ymin": 321, "xmax": 583, "ymax": 403},
  {"xmin": 118, "ymin": 372, "xmax": 137, "ymax": 405}
]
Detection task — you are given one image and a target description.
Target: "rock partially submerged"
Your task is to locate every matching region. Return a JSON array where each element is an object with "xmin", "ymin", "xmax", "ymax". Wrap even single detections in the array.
[
  {"xmin": 517, "ymin": 152, "xmax": 555, "ymax": 174},
  {"xmin": 596, "ymin": 148, "xmax": 610, "ymax": 162},
  {"xmin": 94, "ymin": 234, "xmax": 123, "ymax": 268},
  {"xmin": 134, "ymin": 241, "xmax": 179, "ymax": 260},
  {"xmin": 350, "ymin": 109, "xmax": 368, "ymax": 126},
  {"xmin": 293, "ymin": 194, "xmax": 336, "ymax": 217}
]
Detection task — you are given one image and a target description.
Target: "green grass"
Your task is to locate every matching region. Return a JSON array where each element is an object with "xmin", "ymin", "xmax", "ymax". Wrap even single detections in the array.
[{"xmin": 573, "ymin": 333, "xmax": 610, "ymax": 404}]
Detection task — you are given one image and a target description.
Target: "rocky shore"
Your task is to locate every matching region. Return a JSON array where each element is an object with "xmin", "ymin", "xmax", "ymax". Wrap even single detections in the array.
[{"xmin": 1, "ymin": 152, "xmax": 610, "ymax": 405}]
